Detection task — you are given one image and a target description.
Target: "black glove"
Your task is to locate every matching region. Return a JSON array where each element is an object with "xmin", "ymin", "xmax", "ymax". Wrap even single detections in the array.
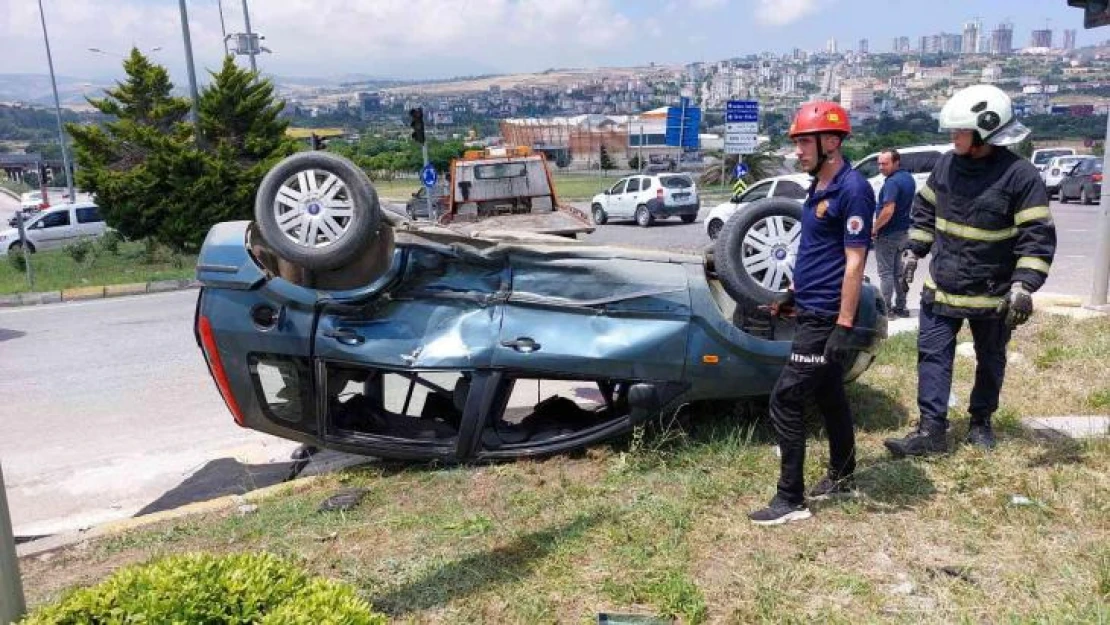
[
  {"xmin": 997, "ymin": 282, "xmax": 1033, "ymax": 329},
  {"xmin": 898, "ymin": 249, "xmax": 918, "ymax": 294},
  {"xmin": 767, "ymin": 289, "xmax": 796, "ymax": 318},
  {"xmin": 824, "ymin": 325, "xmax": 855, "ymax": 366}
]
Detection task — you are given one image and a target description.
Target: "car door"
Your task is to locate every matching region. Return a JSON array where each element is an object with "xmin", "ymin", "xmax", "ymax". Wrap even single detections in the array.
[
  {"xmin": 619, "ymin": 177, "xmax": 641, "ymax": 218},
  {"xmin": 27, "ymin": 207, "xmax": 75, "ymax": 251},
  {"xmin": 605, "ymin": 179, "xmax": 628, "ymax": 217},
  {"xmin": 1061, "ymin": 161, "xmax": 1086, "ymax": 199},
  {"xmin": 75, "ymin": 205, "xmax": 106, "ymax": 240}
]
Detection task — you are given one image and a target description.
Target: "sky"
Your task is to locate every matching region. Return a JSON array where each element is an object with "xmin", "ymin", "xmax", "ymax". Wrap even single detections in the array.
[{"xmin": 0, "ymin": 0, "xmax": 1104, "ymax": 86}]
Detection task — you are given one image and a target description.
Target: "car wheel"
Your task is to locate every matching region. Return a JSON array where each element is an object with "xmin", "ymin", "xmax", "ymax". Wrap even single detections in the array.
[
  {"xmin": 1059, "ymin": 188, "xmax": 1070, "ymax": 203},
  {"xmin": 592, "ymin": 203, "xmax": 608, "ymax": 225},
  {"xmin": 706, "ymin": 218, "xmax": 724, "ymax": 240},
  {"xmin": 635, "ymin": 204, "xmax": 653, "ymax": 228},
  {"xmin": 254, "ymin": 151, "xmax": 383, "ymax": 271},
  {"xmin": 713, "ymin": 198, "xmax": 802, "ymax": 307},
  {"xmin": 1081, "ymin": 186, "xmax": 1093, "ymax": 204},
  {"xmin": 8, "ymin": 241, "xmax": 32, "ymax": 254},
  {"xmin": 680, "ymin": 214, "xmax": 696, "ymax": 224}
]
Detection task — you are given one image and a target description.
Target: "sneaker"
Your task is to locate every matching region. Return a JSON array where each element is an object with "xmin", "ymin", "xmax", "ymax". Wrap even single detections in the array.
[
  {"xmin": 890, "ymin": 307, "xmax": 911, "ymax": 318},
  {"xmin": 748, "ymin": 496, "xmax": 812, "ymax": 526},
  {"xmin": 807, "ymin": 475, "xmax": 856, "ymax": 500},
  {"xmin": 965, "ymin": 423, "xmax": 997, "ymax": 450},
  {"xmin": 884, "ymin": 426, "xmax": 949, "ymax": 457}
]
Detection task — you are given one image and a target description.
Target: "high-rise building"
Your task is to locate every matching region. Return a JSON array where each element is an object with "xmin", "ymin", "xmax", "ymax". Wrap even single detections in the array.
[
  {"xmin": 930, "ymin": 35, "xmax": 943, "ymax": 53},
  {"xmin": 1064, "ymin": 29, "xmax": 1077, "ymax": 50},
  {"xmin": 1031, "ymin": 29, "xmax": 1053, "ymax": 49},
  {"xmin": 942, "ymin": 33, "xmax": 963, "ymax": 53},
  {"xmin": 781, "ymin": 73, "xmax": 797, "ymax": 94},
  {"xmin": 990, "ymin": 23, "xmax": 1014, "ymax": 55},
  {"xmin": 827, "ymin": 37, "xmax": 838, "ymax": 54},
  {"xmin": 963, "ymin": 21, "xmax": 980, "ymax": 54},
  {"xmin": 859, "ymin": 38, "xmax": 869, "ymax": 54},
  {"xmin": 899, "ymin": 36, "xmax": 911, "ymax": 52},
  {"xmin": 919, "ymin": 36, "xmax": 929, "ymax": 53},
  {"xmin": 840, "ymin": 80, "xmax": 874, "ymax": 113},
  {"xmin": 892, "ymin": 37, "xmax": 900, "ymax": 53}
]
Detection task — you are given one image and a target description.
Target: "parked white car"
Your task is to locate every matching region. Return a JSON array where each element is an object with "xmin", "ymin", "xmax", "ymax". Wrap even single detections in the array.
[
  {"xmin": 590, "ymin": 173, "xmax": 700, "ymax": 227},
  {"xmin": 1042, "ymin": 155, "xmax": 1097, "ymax": 197},
  {"xmin": 1031, "ymin": 147, "xmax": 1077, "ymax": 174},
  {"xmin": 852, "ymin": 143, "xmax": 953, "ymax": 199},
  {"xmin": 704, "ymin": 173, "xmax": 810, "ymax": 240},
  {"xmin": 0, "ymin": 202, "xmax": 107, "ymax": 255}
]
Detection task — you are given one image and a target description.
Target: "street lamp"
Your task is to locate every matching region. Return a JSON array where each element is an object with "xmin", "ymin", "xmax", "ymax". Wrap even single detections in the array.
[{"xmin": 36, "ymin": 0, "xmax": 76, "ymax": 204}]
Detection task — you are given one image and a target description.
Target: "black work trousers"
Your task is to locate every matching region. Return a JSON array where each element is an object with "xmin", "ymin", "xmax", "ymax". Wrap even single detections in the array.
[
  {"xmin": 918, "ymin": 302, "xmax": 1011, "ymax": 432},
  {"xmin": 769, "ymin": 310, "xmax": 856, "ymax": 505}
]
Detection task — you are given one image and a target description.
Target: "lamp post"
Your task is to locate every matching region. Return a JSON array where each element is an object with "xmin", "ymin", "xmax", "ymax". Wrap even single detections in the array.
[
  {"xmin": 88, "ymin": 46, "xmax": 163, "ymax": 58},
  {"xmin": 36, "ymin": 0, "xmax": 76, "ymax": 204},
  {"xmin": 177, "ymin": 0, "xmax": 202, "ymax": 138}
]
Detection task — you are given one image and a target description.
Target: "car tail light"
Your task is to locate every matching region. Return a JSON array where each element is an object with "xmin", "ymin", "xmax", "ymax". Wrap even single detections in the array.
[
  {"xmin": 1093, "ymin": 173, "xmax": 1103, "ymax": 183},
  {"xmin": 197, "ymin": 315, "xmax": 246, "ymax": 426}
]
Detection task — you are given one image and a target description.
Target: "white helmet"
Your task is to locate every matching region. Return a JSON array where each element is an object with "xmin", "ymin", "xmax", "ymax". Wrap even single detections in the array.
[{"xmin": 938, "ymin": 84, "xmax": 1030, "ymax": 146}]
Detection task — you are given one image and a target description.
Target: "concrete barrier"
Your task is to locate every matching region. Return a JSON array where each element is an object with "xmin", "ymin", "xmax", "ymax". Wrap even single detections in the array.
[
  {"xmin": 104, "ymin": 283, "xmax": 149, "ymax": 297},
  {"xmin": 61, "ymin": 286, "xmax": 106, "ymax": 301}
]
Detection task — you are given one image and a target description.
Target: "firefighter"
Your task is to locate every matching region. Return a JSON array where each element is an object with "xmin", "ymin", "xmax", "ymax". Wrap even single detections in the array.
[
  {"xmin": 885, "ymin": 84, "xmax": 1057, "ymax": 456},
  {"xmin": 748, "ymin": 101, "xmax": 875, "ymax": 525}
]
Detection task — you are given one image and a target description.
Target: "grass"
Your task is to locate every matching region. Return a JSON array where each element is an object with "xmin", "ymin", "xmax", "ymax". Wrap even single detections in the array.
[
  {"xmin": 18, "ymin": 314, "xmax": 1110, "ymax": 623},
  {"xmin": 0, "ymin": 240, "xmax": 195, "ymax": 295}
]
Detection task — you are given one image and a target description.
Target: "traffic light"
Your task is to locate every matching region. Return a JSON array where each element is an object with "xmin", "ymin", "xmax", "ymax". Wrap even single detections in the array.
[{"xmin": 409, "ymin": 107, "xmax": 426, "ymax": 144}]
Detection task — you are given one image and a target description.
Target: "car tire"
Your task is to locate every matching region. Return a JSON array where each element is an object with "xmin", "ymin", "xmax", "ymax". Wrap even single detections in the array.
[
  {"xmin": 592, "ymin": 204, "xmax": 608, "ymax": 225},
  {"xmin": 255, "ymin": 151, "xmax": 382, "ymax": 271},
  {"xmin": 635, "ymin": 204, "xmax": 653, "ymax": 228},
  {"xmin": 713, "ymin": 198, "xmax": 802, "ymax": 308},
  {"xmin": 1081, "ymin": 186, "xmax": 1093, "ymax": 205},
  {"xmin": 706, "ymin": 218, "xmax": 724, "ymax": 240},
  {"xmin": 1059, "ymin": 189, "xmax": 1070, "ymax": 203},
  {"xmin": 680, "ymin": 214, "xmax": 696, "ymax": 224},
  {"xmin": 8, "ymin": 241, "xmax": 32, "ymax": 254}
]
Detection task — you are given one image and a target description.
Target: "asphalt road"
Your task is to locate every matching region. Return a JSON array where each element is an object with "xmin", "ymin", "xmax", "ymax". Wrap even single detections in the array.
[
  {"xmin": 0, "ymin": 190, "xmax": 1103, "ymax": 540},
  {"xmin": 0, "ymin": 291, "xmax": 302, "ymax": 537}
]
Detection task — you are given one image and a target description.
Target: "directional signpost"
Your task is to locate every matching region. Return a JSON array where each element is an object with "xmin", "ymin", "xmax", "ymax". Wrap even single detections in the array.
[
  {"xmin": 735, "ymin": 162, "xmax": 748, "ymax": 179},
  {"xmin": 725, "ymin": 100, "xmax": 759, "ymax": 155},
  {"xmin": 420, "ymin": 164, "xmax": 437, "ymax": 221}
]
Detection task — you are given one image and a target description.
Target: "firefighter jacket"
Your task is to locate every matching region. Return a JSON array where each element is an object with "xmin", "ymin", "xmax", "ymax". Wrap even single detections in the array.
[{"xmin": 907, "ymin": 148, "xmax": 1057, "ymax": 319}]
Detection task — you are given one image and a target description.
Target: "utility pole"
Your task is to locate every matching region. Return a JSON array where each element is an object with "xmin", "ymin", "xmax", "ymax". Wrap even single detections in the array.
[
  {"xmin": 217, "ymin": 0, "xmax": 230, "ymax": 56},
  {"xmin": 0, "ymin": 464, "xmax": 26, "ymax": 625},
  {"xmin": 178, "ymin": 0, "xmax": 201, "ymax": 137},
  {"xmin": 242, "ymin": 0, "xmax": 257, "ymax": 72},
  {"xmin": 36, "ymin": 0, "xmax": 76, "ymax": 204},
  {"xmin": 1091, "ymin": 108, "xmax": 1110, "ymax": 306}
]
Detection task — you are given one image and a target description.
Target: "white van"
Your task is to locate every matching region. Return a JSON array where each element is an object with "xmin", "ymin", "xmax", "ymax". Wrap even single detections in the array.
[
  {"xmin": 0, "ymin": 202, "xmax": 107, "ymax": 255},
  {"xmin": 1031, "ymin": 147, "xmax": 1077, "ymax": 173},
  {"xmin": 852, "ymin": 144, "xmax": 954, "ymax": 198}
]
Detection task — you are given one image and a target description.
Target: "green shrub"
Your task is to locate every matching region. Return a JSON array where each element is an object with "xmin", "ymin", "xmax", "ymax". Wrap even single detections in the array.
[
  {"xmin": 99, "ymin": 230, "xmax": 124, "ymax": 255},
  {"xmin": 21, "ymin": 552, "xmax": 387, "ymax": 624},
  {"xmin": 64, "ymin": 239, "xmax": 95, "ymax": 265},
  {"xmin": 7, "ymin": 249, "xmax": 26, "ymax": 273}
]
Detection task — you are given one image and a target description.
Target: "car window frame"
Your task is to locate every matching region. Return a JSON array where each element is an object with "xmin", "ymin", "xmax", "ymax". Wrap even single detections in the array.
[
  {"xmin": 76, "ymin": 206, "xmax": 103, "ymax": 224},
  {"xmin": 736, "ymin": 180, "xmax": 773, "ymax": 203},
  {"xmin": 609, "ymin": 180, "xmax": 627, "ymax": 195},
  {"xmin": 36, "ymin": 209, "xmax": 72, "ymax": 229}
]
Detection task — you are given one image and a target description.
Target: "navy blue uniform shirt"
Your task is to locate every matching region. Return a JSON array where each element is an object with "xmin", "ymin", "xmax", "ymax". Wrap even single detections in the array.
[
  {"xmin": 793, "ymin": 160, "xmax": 875, "ymax": 316},
  {"xmin": 877, "ymin": 168, "xmax": 915, "ymax": 234}
]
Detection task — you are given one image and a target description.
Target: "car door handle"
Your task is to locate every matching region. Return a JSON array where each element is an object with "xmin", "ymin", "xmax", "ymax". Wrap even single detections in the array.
[
  {"xmin": 324, "ymin": 327, "xmax": 364, "ymax": 346},
  {"xmin": 500, "ymin": 337, "xmax": 541, "ymax": 353}
]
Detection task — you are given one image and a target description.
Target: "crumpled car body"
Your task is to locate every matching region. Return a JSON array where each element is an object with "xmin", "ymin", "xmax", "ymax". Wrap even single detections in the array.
[{"xmin": 195, "ymin": 222, "xmax": 887, "ymax": 462}]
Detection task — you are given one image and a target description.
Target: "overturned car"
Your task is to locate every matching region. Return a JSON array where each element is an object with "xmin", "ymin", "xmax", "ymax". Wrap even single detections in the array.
[{"xmin": 195, "ymin": 152, "xmax": 887, "ymax": 462}]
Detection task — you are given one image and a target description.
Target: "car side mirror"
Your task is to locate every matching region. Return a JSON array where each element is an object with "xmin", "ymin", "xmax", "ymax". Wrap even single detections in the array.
[{"xmin": 604, "ymin": 189, "xmax": 611, "ymax": 195}]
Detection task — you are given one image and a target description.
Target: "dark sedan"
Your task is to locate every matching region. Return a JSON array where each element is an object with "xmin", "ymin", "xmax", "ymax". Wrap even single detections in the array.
[{"xmin": 1059, "ymin": 158, "xmax": 1102, "ymax": 205}]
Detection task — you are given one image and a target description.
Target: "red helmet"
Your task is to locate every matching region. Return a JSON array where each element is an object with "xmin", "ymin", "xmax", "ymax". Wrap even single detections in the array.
[{"xmin": 788, "ymin": 101, "xmax": 852, "ymax": 138}]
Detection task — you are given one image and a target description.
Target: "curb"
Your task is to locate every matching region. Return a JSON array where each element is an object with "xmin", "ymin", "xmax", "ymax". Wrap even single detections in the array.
[
  {"xmin": 17, "ymin": 476, "xmax": 323, "ymax": 558},
  {"xmin": 0, "ymin": 187, "xmax": 20, "ymax": 201},
  {"xmin": 0, "ymin": 279, "xmax": 200, "ymax": 308}
]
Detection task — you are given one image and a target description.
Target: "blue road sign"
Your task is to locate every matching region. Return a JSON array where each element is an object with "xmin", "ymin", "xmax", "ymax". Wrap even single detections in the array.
[
  {"xmin": 421, "ymin": 164, "xmax": 437, "ymax": 188},
  {"xmin": 735, "ymin": 163, "xmax": 748, "ymax": 179},
  {"xmin": 726, "ymin": 99, "xmax": 759, "ymax": 123}
]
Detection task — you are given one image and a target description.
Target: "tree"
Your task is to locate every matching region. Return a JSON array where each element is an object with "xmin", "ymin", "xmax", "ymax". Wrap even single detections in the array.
[
  {"xmin": 69, "ymin": 52, "xmax": 296, "ymax": 252},
  {"xmin": 628, "ymin": 155, "xmax": 641, "ymax": 170},
  {"xmin": 599, "ymin": 144, "xmax": 614, "ymax": 170},
  {"xmin": 67, "ymin": 49, "xmax": 193, "ymax": 246}
]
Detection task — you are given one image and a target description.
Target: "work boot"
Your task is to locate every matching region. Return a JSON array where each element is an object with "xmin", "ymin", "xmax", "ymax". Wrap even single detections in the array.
[
  {"xmin": 965, "ymin": 422, "xmax": 997, "ymax": 450},
  {"xmin": 890, "ymin": 306, "xmax": 911, "ymax": 318},
  {"xmin": 884, "ymin": 424, "xmax": 949, "ymax": 458},
  {"xmin": 807, "ymin": 474, "xmax": 856, "ymax": 500}
]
